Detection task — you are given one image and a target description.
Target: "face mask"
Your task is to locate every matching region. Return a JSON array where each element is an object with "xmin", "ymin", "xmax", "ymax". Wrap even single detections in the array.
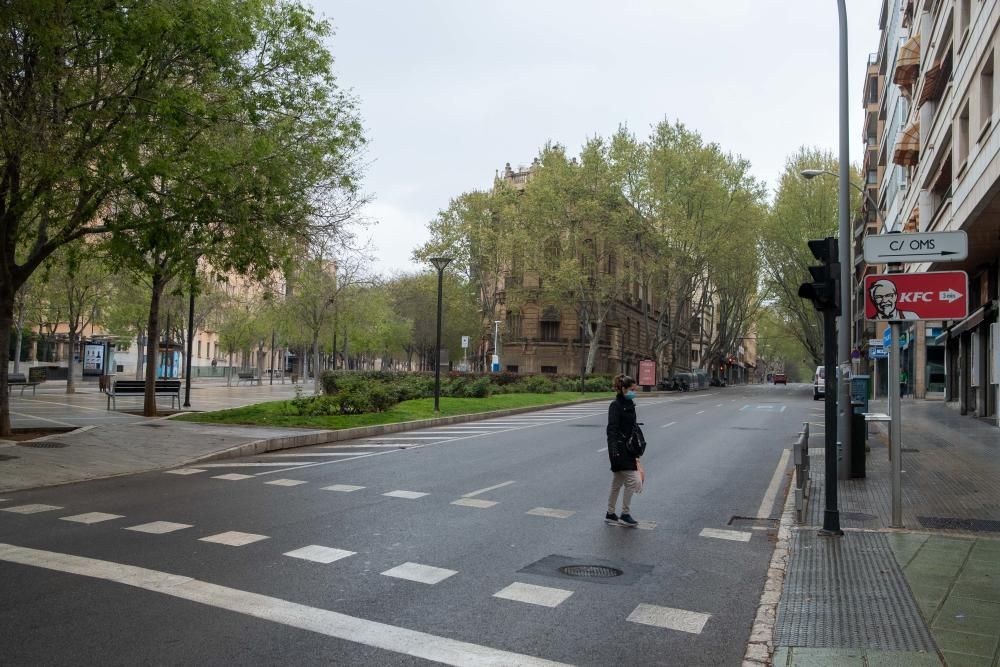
[{"xmin": 625, "ymin": 390, "xmax": 636, "ymax": 400}]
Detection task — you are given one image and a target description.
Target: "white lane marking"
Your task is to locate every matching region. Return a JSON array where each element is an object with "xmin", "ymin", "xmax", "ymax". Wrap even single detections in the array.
[
  {"xmin": 739, "ymin": 405, "xmax": 751, "ymax": 412},
  {"xmin": 199, "ymin": 531, "xmax": 269, "ymax": 547},
  {"xmin": 267, "ymin": 453, "xmax": 361, "ymax": 457},
  {"xmin": 0, "ymin": 543, "xmax": 568, "ymax": 667},
  {"xmin": 451, "ymin": 498, "xmax": 497, "ymax": 509},
  {"xmin": 1, "ymin": 504, "xmax": 62, "ymax": 514},
  {"xmin": 661, "ymin": 421, "xmax": 677, "ymax": 429},
  {"xmin": 699, "ymin": 527, "xmax": 752, "ymax": 542},
  {"xmin": 165, "ymin": 468, "xmax": 206, "ymax": 475},
  {"xmin": 365, "ymin": 436, "xmax": 450, "ymax": 441},
  {"xmin": 526, "ymin": 507, "xmax": 575, "ymax": 519},
  {"xmin": 211, "ymin": 474, "xmax": 255, "ymax": 481},
  {"xmin": 203, "ymin": 463, "xmax": 314, "ymax": 468},
  {"xmin": 597, "ymin": 447, "xmax": 606, "ymax": 452},
  {"xmin": 126, "ymin": 521, "xmax": 192, "ymax": 534},
  {"xmin": 322, "ymin": 484, "xmax": 365, "ymax": 493},
  {"xmin": 381, "ymin": 562, "xmax": 457, "ymax": 585},
  {"xmin": 461, "ymin": 480, "xmax": 515, "ymax": 498},
  {"xmin": 627, "ymin": 604, "xmax": 711, "ymax": 634},
  {"xmin": 716, "ymin": 403, "xmax": 723, "ymax": 407},
  {"xmin": 696, "ymin": 410, "xmax": 705, "ymax": 414},
  {"xmin": 265, "ymin": 479, "xmax": 308, "ymax": 487},
  {"xmin": 283, "ymin": 545, "xmax": 355, "ymax": 564},
  {"xmin": 320, "ymin": 444, "xmax": 417, "ymax": 449},
  {"xmin": 757, "ymin": 448, "xmax": 792, "ymax": 519},
  {"xmin": 493, "ymin": 582, "xmax": 573, "ymax": 608},
  {"xmin": 383, "ymin": 490, "xmax": 428, "ymax": 500},
  {"xmin": 60, "ymin": 512, "xmax": 124, "ymax": 525}
]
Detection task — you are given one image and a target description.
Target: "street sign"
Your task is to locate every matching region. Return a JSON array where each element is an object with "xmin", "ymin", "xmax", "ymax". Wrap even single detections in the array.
[
  {"xmin": 864, "ymin": 271, "xmax": 969, "ymax": 321},
  {"xmin": 883, "ymin": 327, "xmax": 891, "ymax": 347},
  {"xmin": 863, "ymin": 231, "xmax": 968, "ymax": 264},
  {"xmin": 461, "ymin": 335, "xmax": 469, "ymax": 349},
  {"xmin": 868, "ymin": 338, "xmax": 882, "ymax": 347},
  {"xmin": 869, "ymin": 346, "xmax": 887, "ymax": 359}
]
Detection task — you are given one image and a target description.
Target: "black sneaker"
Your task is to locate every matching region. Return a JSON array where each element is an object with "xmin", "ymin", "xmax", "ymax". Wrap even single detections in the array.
[
  {"xmin": 619, "ymin": 514, "xmax": 638, "ymax": 527},
  {"xmin": 605, "ymin": 512, "xmax": 619, "ymax": 524}
]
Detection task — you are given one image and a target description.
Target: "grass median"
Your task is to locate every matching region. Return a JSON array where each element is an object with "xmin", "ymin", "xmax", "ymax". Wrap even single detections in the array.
[{"xmin": 174, "ymin": 392, "xmax": 615, "ymax": 430}]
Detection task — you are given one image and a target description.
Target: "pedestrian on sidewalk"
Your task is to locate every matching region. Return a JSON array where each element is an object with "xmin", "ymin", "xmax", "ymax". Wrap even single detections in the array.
[
  {"xmin": 606, "ymin": 374, "xmax": 645, "ymax": 527},
  {"xmin": 900, "ymin": 369, "xmax": 908, "ymax": 398}
]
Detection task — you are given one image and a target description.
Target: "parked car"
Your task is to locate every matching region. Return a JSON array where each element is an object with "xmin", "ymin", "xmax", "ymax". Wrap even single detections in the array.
[
  {"xmin": 813, "ymin": 366, "xmax": 824, "ymax": 400},
  {"xmin": 773, "ymin": 373, "xmax": 787, "ymax": 385}
]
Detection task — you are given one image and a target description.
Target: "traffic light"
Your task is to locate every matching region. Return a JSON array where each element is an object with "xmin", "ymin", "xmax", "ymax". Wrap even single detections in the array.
[{"xmin": 798, "ymin": 237, "xmax": 841, "ymax": 315}]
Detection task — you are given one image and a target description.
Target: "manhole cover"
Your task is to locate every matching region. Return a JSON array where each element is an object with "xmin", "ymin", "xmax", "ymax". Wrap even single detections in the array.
[
  {"xmin": 559, "ymin": 565, "xmax": 623, "ymax": 578},
  {"xmin": 16, "ymin": 441, "xmax": 68, "ymax": 449},
  {"xmin": 0, "ymin": 454, "xmax": 19, "ymax": 461}
]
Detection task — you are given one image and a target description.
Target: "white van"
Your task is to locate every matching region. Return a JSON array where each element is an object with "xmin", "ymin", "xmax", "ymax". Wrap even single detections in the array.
[{"xmin": 813, "ymin": 366, "xmax": 824, "ymax": 400}]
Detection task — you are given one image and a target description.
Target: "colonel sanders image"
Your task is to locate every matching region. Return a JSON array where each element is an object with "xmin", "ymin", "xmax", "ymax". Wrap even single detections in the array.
[{"xmin": 869, "ymin": 279, "xmax": 919, "ymax": 320}]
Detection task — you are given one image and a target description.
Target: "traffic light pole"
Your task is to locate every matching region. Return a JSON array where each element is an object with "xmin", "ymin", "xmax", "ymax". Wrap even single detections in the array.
[
  {"xmin": 888, "ymin": 321, "xmax": 903, "ymax": 528},
  {"xmin": 821, "ymin": 305, "xmax": 843, "ymax": 536},
  {"xmin": 836, "ymin": 0, "xmax": 853, "ymax": 484}
]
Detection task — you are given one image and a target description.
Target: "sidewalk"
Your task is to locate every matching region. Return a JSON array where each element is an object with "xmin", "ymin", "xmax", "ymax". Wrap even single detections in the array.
[{"xmin": 771, "ymin": 400, "xmax": 1000, "ymax": 667}]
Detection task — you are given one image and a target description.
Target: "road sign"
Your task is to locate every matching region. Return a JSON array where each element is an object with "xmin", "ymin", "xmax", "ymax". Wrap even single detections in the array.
[
  {"xmin": 869, "ymin": 346, "xmax": 887, "ymax": 359},
  {"xmin": 461, "ymin": 335, "xmax": 469, "ymax": 348},
  {"xmin": 863, "ymin": 231, "xmax": 968, "ymax": 264},
  {"xmin": 864, "ymin": 271, "xmax": 969, "ymax": 321},
  {"xmin": 869, "ymin": 338, "xmax": 882, "ymax": 347}
]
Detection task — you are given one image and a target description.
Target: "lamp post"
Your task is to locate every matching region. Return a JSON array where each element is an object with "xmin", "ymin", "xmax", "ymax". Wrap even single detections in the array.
[
  {"xmin": 800, "ymin": 169, "xmax": 886, "ymax": 228},
  {"xmin": 430, "ymin": 257, "xmax": 452, "ymax": 412},
  {"xmin": 183, "ymin": 269, "xmax": 196, "ymax": 408},
  {"xmin": 493, "ymin": 319, "xmax": 501, "ymax": 372}
]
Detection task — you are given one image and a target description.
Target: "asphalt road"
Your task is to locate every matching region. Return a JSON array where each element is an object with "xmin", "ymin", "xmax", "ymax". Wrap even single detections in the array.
[{"xmin": 0, "ymin": 383, "xmax": 817, "ymax": 666}]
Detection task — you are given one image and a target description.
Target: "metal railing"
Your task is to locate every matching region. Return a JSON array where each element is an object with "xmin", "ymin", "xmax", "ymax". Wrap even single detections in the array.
[{"xmin": 794, "ymin": 421, "xmax": 811, "ymax": 524}]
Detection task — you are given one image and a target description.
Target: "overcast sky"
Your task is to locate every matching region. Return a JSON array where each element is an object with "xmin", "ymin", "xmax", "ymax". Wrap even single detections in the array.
[{"xmin": 312, "ymin": 1, "xmax": 883, "ymax": 275}]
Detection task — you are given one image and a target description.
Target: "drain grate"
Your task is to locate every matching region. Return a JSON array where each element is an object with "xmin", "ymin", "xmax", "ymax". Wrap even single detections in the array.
[
  {"xmin": 143, "ymin": 423, "xmax": 165, "ymax": 428},
  {"xmin": 16, "ymin": 441, "xmax": 68, "ymax": 449},
  {"xmin": 728, "ymin": 515, "xmax": 780, "ymax": 529},
  {"xmin": 918, "ymin": 516, "xmax": 1000, "ymax": 532},
  {"xmin": 559, "ymin": 565, "xmax": 623, "ymax": 578}
]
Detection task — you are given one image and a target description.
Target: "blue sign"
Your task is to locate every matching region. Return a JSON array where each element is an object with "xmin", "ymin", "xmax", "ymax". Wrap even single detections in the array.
[
  {"xmin": 883, "ymin": 327, "xmax": 891, "ymax": 347},
  {"xmin": 869, "ymin": 346, "xmax": 888, "ymax": 359}
]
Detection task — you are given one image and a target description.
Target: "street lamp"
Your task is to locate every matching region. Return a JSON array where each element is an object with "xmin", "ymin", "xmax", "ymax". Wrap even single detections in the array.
[
  {"xmin": 493, "ymin": 320, "xmax": 501, "ymax": 372},
  {"xmin": 430, "ymin": 257, "xmax": 452, "ymax": 412},
  {"xmin": 800, "ymin": 169, "xmax": 886, "ymax": 228}
]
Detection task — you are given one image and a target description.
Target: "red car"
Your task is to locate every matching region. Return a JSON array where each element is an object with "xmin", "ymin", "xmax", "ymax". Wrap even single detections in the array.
[{"xmin": 773, "ymin": 373, "xmax": 787, "ymax": 385}]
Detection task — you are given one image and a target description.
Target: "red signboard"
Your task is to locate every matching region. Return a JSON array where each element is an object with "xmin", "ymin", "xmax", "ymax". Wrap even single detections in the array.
[
  {"xmin": 638, "ymin": 359, "xmax": 656, "ymax": 387},
  {"xmin": 864, "ymin": 271, "xmax": 968, "ymax": 321}
]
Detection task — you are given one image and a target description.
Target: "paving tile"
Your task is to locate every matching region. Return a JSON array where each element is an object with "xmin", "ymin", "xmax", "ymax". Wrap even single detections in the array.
[
  {"xmin": 923, "ymin": 536, "xmax": 975, "ymax": 552},
  {"xmin": 905, "ymin": 566, "xmax": 963, "ymax": 589},
  {"xmin": 782, "ymin": 647, "xmax": 864, "ymax": 666},
  {"xmin": 951, "ymin": 582, "xmax": 1000, "ymax": 603},
  {"xmin": 863, "ymin": 649, "xmax": 942, "ymax": 666},
  {"xmin": 381, "ymin": 562, "xmax": 456, "ymax": 585},
  {"xmin": 125, "ymin": 521, "xmax": 192, "ymax": 534},
  {"xmin": 939, "ymin": 651, "xmax": 993, "ymax": 667},
  {"xmin": 283, "ymin": 545, "xmax": 355, "ymax": 564},
  {"xmin": 942, "ymin": 597, "xmax": 1000, "ymax": 620},
  {"xmin": 931, "ymin": 628, "xmax": 999, "ymax": 658},
  {"xmin": 493, "ymin": 582, "xmax": 573, "ymax": 608},
  {"xmin": 772, "ymin": 646, "xmax": 790, "ymax": 666},
  {"xmin": 625, "ymin": 603, "xmax": 710, "ymax": 634},
  {"xmin": 969, "ymin": 541, "xmax": 1000, "ymax": 560},
  {"xmin": 960, "ymin": 559, "xmax": 1000, "ymax": 577},
  {"xmin": 932, "ymin": 611, "xmax": 1000, "ymax": 636},
  {"xmin": 59, "ymin": 512, "xmax": 124, "ymax": 524}
]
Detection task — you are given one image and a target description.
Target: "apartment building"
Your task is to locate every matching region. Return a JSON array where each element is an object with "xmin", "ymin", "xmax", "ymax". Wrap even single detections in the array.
[{"xmin": 874, "ymin": 0, "xmax": 999, "ymax": 424}]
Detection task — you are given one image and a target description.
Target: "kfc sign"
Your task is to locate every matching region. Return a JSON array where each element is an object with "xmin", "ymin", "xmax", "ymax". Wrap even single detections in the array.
[{"xmin": 864, "ymin": 272, "xmax": 969, "ymax": 321}]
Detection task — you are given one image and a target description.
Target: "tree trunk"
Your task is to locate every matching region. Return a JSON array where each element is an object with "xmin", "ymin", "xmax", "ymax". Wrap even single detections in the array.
[
  {"xmin": 12, "ymin": 305, "xmax": 24, "ymax": 375},
  {"xmin": 0, "ymin": 280, "xmax": 15, "ymax": 436},
  {"xmin": 135, "ymin": 332, "xmax": 145, "ymax": 380},
  {"xmin": 585, "ymin": 319, "xmax": 604, "ymax": 374},
  {"xmin": 312, "ymin": 335, "xmax": 321, "ymax": 394},
  {"xmin": 143, "ymin": 271, "xmax": 166, "ymax": 416},
  {"xmin": 227, "ymin": 352, "xmax": 233, "ymax": 386},
  {"xmin": 66, "ymin": 328, "xmax": 77, "ymax": 394}
]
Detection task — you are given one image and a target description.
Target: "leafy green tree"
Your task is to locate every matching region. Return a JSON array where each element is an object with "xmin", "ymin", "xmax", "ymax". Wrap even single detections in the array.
[
  {"xmin": 761, "ymin": 148, "xmax": 859, "ymax": 365},
  {"xmin": 0, "ymin": 0, "xmax": 365, "ymax": 428}
]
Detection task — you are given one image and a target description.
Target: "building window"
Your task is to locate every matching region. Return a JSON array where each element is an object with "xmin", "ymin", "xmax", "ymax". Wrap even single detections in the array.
[
  {"xmin": 539, "ymin": 306, "xmax": 561, "ymax": 342},
  {"xmin": 506, "ymin": 365, "xmax": 519, "ymax": 373},
  {"xmin": 197, "ymin": 340, "xmax": 202, "ymax": 358},
  {"xmin": 958, "ymin": 101, "xmax": 971, "ymax": 166},
  {"xmin": 506, "ymin": 309, "xmax": 522, "ymax": 339},
  {"xmin": 540, "ymin": 365, "xmax": 557, "ymax": 374},
  {"xmin": 959, "ymin": 0, "xmax": 972, "ymax": 44},
  {"xmin": 980, "ymin": 51, "xmax": 994, "ymax": 132},
  {"xmin": 691, "ymin": 348, "xmax": 700, "ymax": 363}
]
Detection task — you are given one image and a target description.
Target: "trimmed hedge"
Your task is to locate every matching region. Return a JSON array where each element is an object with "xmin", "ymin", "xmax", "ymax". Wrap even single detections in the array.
[{"xmin": 294, "ymin": 370, "xmax": 612, "ymax": 417}]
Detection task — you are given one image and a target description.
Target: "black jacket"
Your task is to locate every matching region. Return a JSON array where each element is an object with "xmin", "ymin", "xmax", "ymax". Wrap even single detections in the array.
[{"xmin": 606, "ymin": 394, "xmax": 644, "ymax": 471}]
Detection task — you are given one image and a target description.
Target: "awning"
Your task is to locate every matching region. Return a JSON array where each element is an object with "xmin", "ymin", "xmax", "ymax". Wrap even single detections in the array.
[
  {"xmin": 892, "ymin": 119, "xmax": 920, "ymax": 166},
  {"xmin": 894, "ymin": 33, "xmax": 921, "ymax": 86},
  {"xmin": 919, "ymin": 63, "xmax": 945, "ymax": 105},
  {"xmin": 935, "ymin": 301, "xmax": 998, "ymax": 344}
]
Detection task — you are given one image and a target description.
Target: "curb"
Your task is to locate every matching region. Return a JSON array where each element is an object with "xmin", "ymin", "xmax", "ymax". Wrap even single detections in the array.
[
  {"xmin": 743, "ymin": 459, "xmax": 796, "ymax": 667},
  {"xmin": 180, "ymin": 395, "xmax": 615, "ymax": 467}
]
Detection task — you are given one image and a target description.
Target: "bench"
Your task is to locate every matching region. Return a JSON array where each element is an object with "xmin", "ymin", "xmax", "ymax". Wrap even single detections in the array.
[
  {"xmin": 107, "ymin": 379, "xmax": 182, "ymax": 410},
  {"xmin": 8, "ymin": 370, "xmax": 45, "ymax": 396},
  {"xmin": 236, "ymin": 371, "xmax": 258, "ymax": 385}
]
